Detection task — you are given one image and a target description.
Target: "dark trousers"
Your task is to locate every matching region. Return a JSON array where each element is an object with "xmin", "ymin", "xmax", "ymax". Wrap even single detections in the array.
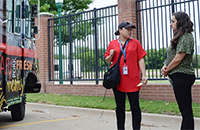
[
  {"xmin": 169, "ymin": 73, "xmax": 195, "ymax": 130},
  {"xmin": 113, "ymin": 87, "xmax": 141, "ymax": 130}
]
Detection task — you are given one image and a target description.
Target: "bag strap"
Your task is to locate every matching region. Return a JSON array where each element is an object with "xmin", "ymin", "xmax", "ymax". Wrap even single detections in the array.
[
  {"xmin": 101, "ymin": 41, "xmax": 128, "ymax": 106},
  {"xmin": 116, "ymin": 39, "xmax": 129, "ymax": 64}
]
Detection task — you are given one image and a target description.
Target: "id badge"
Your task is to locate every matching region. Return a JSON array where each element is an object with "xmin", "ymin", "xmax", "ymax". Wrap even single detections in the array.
[{"xmin": 123, "ymin": 65, "xmax": 128, "ymax": 75}]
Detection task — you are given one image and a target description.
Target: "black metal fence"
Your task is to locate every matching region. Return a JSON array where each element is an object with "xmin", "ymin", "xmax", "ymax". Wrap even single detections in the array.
[
  {"xmin": 136, "ymin": 0, "xmax": 200, "ymax": 80},
  {"xmin": 48, "ymin": 0, "xmax": 200, "ymax": 84},
  {"xmin": 48, "ymin": 5, "xmax": 118, "ymax": 84}
]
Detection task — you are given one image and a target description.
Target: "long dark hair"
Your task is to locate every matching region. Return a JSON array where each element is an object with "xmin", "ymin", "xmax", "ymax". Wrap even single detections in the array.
[{"xmin": 171, "ymin": 11, "xmax": 194, "ymax": 49}]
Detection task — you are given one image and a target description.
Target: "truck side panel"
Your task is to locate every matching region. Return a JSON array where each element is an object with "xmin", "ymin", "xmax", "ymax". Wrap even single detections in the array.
[
  {"xmin": 0, "ymin": 0, "xmax": 7, "ymax": 112},
  {"xmin": 0, "ymin": 0, "xmax": 40, "ymax": 114}
]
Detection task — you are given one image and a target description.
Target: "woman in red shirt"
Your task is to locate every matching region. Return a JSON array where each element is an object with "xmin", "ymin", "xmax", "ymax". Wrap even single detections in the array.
[{"xmin": 105, "ymin": 21, "xmax": 147, "ymax": 130}]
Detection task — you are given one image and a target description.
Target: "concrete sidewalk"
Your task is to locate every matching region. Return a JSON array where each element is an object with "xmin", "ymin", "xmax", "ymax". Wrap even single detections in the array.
[
  {"xmin": 23, "ymin": 103, "xmax": 200, "ymax": 130},
  {"xmin": 67, "ymin": 106, "xmax": 200, "ymax": 130},
  {"xmin": 141, "ymin": 113, "xmax": 200, "ymax": 130}
]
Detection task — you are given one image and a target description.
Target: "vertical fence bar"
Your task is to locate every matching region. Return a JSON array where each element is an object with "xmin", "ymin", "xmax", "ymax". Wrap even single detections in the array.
[
  {"xmin": 171, "ymin": 0, "xmax": 175, "ymax": 13},
  {"xmin": 144, "ymin": 1, "xmax": 150, "ymax": 79},
  {"xmin": 195, "ymin": 0, "xmax": 200, "ymax": 77},
  {"xmin": 156, "ymin": 0, "xmax": 161, "ymax": 77},
  {"xmin": 89, "ymin": 11, "xmax": 92, "ymax": 79},
  {"xmin": 152, "ymin": 0, "xmax": 158, "ymax": 78},
  {"xmin": 94, "ymin": 8, "xmax": 99, "ymax": 84},
  {"xmin": 48, "ymin": 19, "xmax": 51, "ymax": 81},
  {"xmin": 102, "ymin": 8, "xmax": 107, "ymax": 74},
  {"xmin": 136, "ymin": 1, "xmax": 140, "ymax": 40},
  {"xmin": 192, "ymin": 0, "xmax": 198, "ymax": 78},
  {"xmin": 68, "ymin": 14, "xmax": 73, "ymax": 84}
]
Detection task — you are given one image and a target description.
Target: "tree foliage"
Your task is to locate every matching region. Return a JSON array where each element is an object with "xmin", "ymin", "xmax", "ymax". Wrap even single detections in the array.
[
  {"xmin": 54, "ymin": 19, "xmax": 95, "ymax": 45},
  {"xmin": 29, "ymin": 0, "xmax": 108, "ymax": 72},
  {"xmin": 30, "ymin": 0, "xmax": 93, "ymax": 15},
  {"xmin": 54, "ymin": 54, "xmax": 67, "ymax": 59},
  {"xmin": 72, "ymin": 47, "xmax": 108, "ymax": 72},
  {"xmin": 30, "ymin": 0, "xmax": 97, "ymax": 45},
  {"xmin": 145, "ymin": 48, "xmax": 167, "ymax": 69},
  {"xmin": 145, "ymin": 48, "xmax": 200, "ymax": 70},
  {"xmin": 193, "ymin": 54, "xmax": 200, "ymax": 68}
]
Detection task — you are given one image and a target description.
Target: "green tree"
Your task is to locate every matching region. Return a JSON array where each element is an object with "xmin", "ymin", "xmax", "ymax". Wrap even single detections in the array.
[
  {"xmin": 30, "ymin": 0, "xmax": 100, "ymax": 46},
  {"xmin": 56, "ymin": 19, "xmax": 95, "ymax": 45},
  {"xmin": 54, "ymin": 54, "xmax": 67, "ymax": 59},
  {"xmin": 193, "ymin": 54, "xmax": 200, "ymax": 68},
  {"xmin": 30, "ymin": 0, "xmax": 93, "ymax": 15},
  {"xmin": 72, "ymin": 47, "xmax": 107, "ymax": 72},
  {"xmin": 30, "ymin": 0, "xmax": 105, "ymax": 73},
  {"xmin": 145, "ymin": 48, "xmax": 166, "ymax": 69}
]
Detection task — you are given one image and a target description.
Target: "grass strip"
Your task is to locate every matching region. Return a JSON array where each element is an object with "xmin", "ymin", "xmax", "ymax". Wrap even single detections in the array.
[{"xmin": 26, "ymin": 93, "xmax": 200, "ymax": 117}]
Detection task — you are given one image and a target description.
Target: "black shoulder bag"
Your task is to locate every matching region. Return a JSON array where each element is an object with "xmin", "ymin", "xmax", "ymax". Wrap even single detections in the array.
[{"xmin": 103, "ymin": 41, "xmax": 127, "ymax": 89}]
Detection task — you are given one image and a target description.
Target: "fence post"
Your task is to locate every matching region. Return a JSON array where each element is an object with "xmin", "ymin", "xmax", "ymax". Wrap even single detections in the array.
[
  {"xmin": 94, "ymin": 8, "xmax": 99, "ymax": 84},
  {"xmin": 68, "ymin": 13, "xmax": 73, "ymax": 84},
  {"xmin": 118, "ymin": 0, "xmax": 138, "ymax": 39},
  {"xmin": 35, "ymin": 13, "xmax": 54, "ymax": 93}
]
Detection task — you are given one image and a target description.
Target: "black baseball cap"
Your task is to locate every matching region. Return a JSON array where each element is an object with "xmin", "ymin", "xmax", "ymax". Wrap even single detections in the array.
[{"xmin": 114, "ymin": 21, "xmax": 136, "ymax": 35}]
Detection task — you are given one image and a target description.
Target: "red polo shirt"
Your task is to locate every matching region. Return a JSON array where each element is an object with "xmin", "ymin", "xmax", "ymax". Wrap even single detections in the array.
[{"xmin": 105, "ymin": 39, "xmax": 147, "ymax": 92}]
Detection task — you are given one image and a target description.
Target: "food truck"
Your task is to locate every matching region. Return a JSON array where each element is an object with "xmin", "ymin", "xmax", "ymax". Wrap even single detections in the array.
[{"xmin": 0, "ymin": 0, "xmax": 41, "ymax": 121}]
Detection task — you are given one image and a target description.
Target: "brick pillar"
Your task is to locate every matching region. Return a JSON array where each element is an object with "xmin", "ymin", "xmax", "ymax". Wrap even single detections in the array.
[
  {"xmin": 35, "ymin": 13, "xmax": 54, "ymax": 93},
  {"xmin": 118, "ymin": 0, "xmax": 137, "ymax": 39}
]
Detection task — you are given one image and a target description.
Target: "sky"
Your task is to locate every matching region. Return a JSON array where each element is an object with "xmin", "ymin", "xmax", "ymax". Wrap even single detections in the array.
[{"xmin": 89, "ymin": 0, "xmax": 117, "ymax": 9}]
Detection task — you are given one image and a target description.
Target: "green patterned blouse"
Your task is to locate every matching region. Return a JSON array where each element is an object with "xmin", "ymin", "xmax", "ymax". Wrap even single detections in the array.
[{"xmin": 165, "ymin": 33, "xmax": 194, "ymax": 75}]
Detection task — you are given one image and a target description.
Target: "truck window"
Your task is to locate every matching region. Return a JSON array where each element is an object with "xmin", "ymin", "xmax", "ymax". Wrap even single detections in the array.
[
  {"xmin": 7, "ymin": 0, "xmax": 31, "ymax": 37},
  {"xmin": 0, "ymin": 0, "xmax": 6, "ymax": 43},
  {"xmin": 25, "ymin": 3, "xmax": 31, "ymax": 38},
  {"xmin": 7, "ymin": 0, "xmax": 13, "ymax": 33},
  {"xmin": 15, "ymin": 0, "xmax": 21, "ymax": 33}
]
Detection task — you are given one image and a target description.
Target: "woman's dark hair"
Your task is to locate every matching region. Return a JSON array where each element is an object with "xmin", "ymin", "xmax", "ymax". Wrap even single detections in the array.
[{"xmin": 171, "ymin": 11, "xmax": 194, "ymax": 49}]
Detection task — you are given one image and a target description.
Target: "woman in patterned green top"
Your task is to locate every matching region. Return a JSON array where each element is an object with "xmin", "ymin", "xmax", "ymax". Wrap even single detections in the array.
[{"xmin": 161, "ymin": 11, "xmax": 195, "ymax": 130}]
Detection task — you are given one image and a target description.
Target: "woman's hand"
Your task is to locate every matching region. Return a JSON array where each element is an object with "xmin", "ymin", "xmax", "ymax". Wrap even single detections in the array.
[
  {"xmin": 141, "ymin": 75, "xmax": 148, "ymax": 87},
  {"xmin": 105, "ymin": 49, "xmax": 115, "ymax": 63},
  {"xmin": 110, "ymin": 49, "xmax": 115, "ymax": 57},
  {"xmin": 138, "ymin": 58, "xmax": 147, "ymax": 87},
  {"xmin": 161, "ymin": 65, "xmax": 168, "ymax": 76}
]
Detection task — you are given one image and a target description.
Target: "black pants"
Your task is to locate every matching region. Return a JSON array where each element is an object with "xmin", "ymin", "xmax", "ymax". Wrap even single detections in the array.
[
  {"xmin": 169, "ymin": 73, "xmax": 195, "ymax": 130},
  {"xmin": 113, "ymin": 87, "xmax": 141, "ymax": 130}
]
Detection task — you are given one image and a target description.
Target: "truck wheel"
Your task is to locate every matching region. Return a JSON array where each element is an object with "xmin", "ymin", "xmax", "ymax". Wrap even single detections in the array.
[{"xmin": 10, "ymin": 95, "xmax": 26, "ymax": 121}]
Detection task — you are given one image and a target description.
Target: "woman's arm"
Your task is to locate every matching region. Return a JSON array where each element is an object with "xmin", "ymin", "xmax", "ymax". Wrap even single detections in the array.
[
  {"xmin": 138, "ymin": 58, "xmax": 147, "ymax": 86},
  {"xmin": 164, "ymin": 52, "xmax": 186, "ymax": 75},
  {"xmin": 105, "ymin": 49, "xmax": 115, "ymax": 63}
]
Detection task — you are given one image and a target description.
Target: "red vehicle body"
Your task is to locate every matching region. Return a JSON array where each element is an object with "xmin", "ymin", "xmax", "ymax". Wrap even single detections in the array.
[{"xmin": 0, "ymin": 0, "xmax": 41, "ymax": 121}]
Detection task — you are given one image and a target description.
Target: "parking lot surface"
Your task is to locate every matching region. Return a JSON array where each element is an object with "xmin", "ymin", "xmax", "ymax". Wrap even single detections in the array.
[{"xmin": 0, "ymin": 103, "xmax": 199, "ymax": 130}]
